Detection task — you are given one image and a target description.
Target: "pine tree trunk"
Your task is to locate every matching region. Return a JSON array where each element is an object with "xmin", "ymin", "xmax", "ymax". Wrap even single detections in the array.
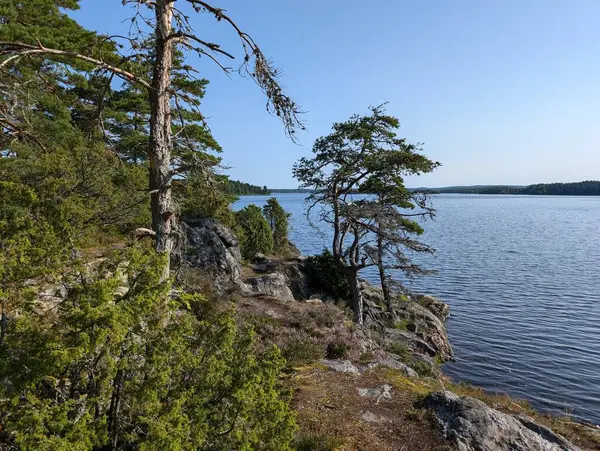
[
  {"xmin": 149, "ymin": 0, "xmax": 175, "ymax": 280},
  {"xmin": 0, "ymin": 298, "xmax": 6, "ymax": 345},
  {"xmin": 345, "ymin": 268, "xmax": 364, "ymax": 325},
  {"xmin": 108, "ymin": 368, "xmax": 124, "ymax": 451},
  {"xmin": 376, "ymin": 233, "xmax": 392, "ymax": 312}
]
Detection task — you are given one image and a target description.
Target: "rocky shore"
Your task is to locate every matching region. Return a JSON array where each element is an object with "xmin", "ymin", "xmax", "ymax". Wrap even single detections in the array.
[{"xmin": 178, "ymin": 219, "xmax": 599, "ymax": 451}]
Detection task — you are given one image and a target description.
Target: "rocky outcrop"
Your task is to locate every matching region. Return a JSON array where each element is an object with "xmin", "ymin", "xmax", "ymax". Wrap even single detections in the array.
[
  {"xmin": 396, "ymin": 300, "xmax": 454, "ymax": 361},
  {"xmin": 424, "ymin": 391, "xmax": 582, "ymax": 451},
  {"xmin": 415, "ymin": 294, "xmax": 450, "ymax": 322},
  {"xmin": 179, "ymin": 219, "xmax": 243, "ymax": 293},
  {"xmin": 252, "ymin": 257, "xmax": 311, "ymax": 300},
  {"xmin": 359, "ymin": 280, "xmax": 454, "ymax": 363},
  {"xmin": 243, "ymin": 272, "xmax": 295, "ymax": 302}
]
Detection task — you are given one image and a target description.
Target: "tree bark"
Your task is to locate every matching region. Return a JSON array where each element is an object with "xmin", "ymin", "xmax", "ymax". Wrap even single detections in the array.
[
  {"xmin": 149, "ymin": 0, "xmax": 175, "ymax": 281},
  {"xmin": 108, "ymin": 368, "xmax": 124, "ymax": 451},
  {"xmin": 345, "ymin": 268, "xmax": 364, "ymax": 325},
  {"xmin": 376, "ymin": 232, "xmax": 392, "ymax": 312},
  {"xmin": 0, "ymin": 298, "xmax": 6, "ymax": 346}
]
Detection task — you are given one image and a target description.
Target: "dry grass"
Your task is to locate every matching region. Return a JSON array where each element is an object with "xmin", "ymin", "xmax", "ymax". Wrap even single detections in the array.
[
  {"xmin": 226, "ymin": 272, "xmax": 600, "ymax": 450},
  {"xmin": 291, "ymin": 365, "xmax": 453, "ymax": 451}
]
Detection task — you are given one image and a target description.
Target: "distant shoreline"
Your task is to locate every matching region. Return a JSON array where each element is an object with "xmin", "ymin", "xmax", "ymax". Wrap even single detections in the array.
[{"xmin": 261, "ymin": 180, "xmax": 600, "ymax": 196}]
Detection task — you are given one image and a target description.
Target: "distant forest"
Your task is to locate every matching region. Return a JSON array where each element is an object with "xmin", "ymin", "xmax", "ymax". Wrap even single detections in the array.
[
  {"xmin": 223, "ymin": 180, "xmax": 271, "ymax": 195},
  {"xmin": 424, "ymin": 181, "xmax": 600, "ymax": 196}
]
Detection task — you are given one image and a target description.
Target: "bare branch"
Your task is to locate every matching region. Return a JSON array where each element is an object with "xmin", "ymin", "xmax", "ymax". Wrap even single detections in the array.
[{"xmin": 0, "ymin": 41, "xmax": 152, "ymax": 91}]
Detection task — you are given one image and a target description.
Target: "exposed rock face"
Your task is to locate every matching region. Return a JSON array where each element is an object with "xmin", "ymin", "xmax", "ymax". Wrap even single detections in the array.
[
  {"xmin": 359, "ymin": 280, "xmax": 454, "ymax": 363},
  {"xmin": 244, "ymin": 273, "xmax": 295, "ymax": 302},
  {"xmin": 179, "ymin": 219, "xmax": 243, "ymax": 293},
  {"xmin": 424, "ymin": 391, "xmax": 582, "ymax": 451},
  {"xmin": 252, "ymin": 258, "xmax": 311, "ymax": 300},
  {"xmin": 416, "ymin": 294, "xmax": 450, "ymax": 322},
  {"xmin": 396, "ymin": 301, "xmax": 454, "ymax": 362}
]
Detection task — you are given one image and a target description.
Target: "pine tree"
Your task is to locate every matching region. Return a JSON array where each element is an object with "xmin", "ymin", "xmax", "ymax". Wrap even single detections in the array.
[
  {"xmin": 236, "ymin": 204, "xmax": 274, "ymax": 259},
  {"xmin": 1, "ymin": 0, "xmax": 303, "ymax": 278},
  {"xmin": 263, "ymin": 197, "xmax": 291, "ymax": 254},
  {"xmin": 293, "ymin": 105, "xmax": 439, "ymax": 323}
]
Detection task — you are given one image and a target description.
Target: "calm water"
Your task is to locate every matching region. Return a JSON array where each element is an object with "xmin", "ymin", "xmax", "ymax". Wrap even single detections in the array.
[{"xmin": 233, "ymin": 193, "xmax": 600, "ymax": 424}]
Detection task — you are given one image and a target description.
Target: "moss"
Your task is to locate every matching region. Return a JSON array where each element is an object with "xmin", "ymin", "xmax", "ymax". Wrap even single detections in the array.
[
  {"xmin": 358, "ymin": 351, "xmax": 376, "ymax": 364},
  {"xmin": 393, "ymin": 317, "xmax": 414, "ymax": 331}
]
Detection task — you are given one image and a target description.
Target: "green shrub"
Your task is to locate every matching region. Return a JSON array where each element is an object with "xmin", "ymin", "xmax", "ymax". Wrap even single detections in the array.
[
  {"xmin": 0, "ymin": 246, "xmax": 296, "ymax": 450},
  {"xmin": 304, "ymin": 249, "xmax": 351, "ymax": 300},
  {"xmin": 326, "ymin": 340, "xmax": 349, "ymax": 359},
  {"xmin": 236, "ymin": 204, "xmax": 274, "ymax": 259},
  {"xmin": 263, "ymin": 197, "xmax": 291, "ymax": 254},
  {"xmin": 358, "ymin": 351, "xmax": 376, "ymax": 363},
  {"xmin": 280, "ymin": 331, "xmax": 324, "ymax": 367}
]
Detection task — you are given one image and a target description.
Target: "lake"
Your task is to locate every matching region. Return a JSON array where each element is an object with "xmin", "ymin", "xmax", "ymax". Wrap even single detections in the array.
[{"xmin": 233, "ymin": 193, "xmax": 600, "ymax": 424}]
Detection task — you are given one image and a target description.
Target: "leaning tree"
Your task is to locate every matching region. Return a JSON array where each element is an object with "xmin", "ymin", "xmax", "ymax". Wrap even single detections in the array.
[
  {"xmin": 293, "ymin": 105, "xmax": 439, "ymax": 324},
  {"xmin": 0, "ymin": 0, "xmax": 303, "ymax": 279}
]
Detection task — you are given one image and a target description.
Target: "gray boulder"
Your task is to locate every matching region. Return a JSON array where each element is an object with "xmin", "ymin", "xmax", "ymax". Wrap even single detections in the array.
[
  {"xmin": 179, "ymin": 219, "xmax": 243, "ymax": 293},
  {"xmin": 252, "ymin": 258, "xmax": 311, "ymax": 300},
  {"xmin": 243, "ymin": 272, "xmax": 295, "ymax": 302},
  {"xmin": 424, "ymin": 391, "xmax": 581, "ymax": 451}
]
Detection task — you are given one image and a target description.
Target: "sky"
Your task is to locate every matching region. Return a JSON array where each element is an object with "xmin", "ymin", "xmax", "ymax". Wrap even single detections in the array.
[{"xmin": 71, "ymin": 0, "xmax": 600, "ymax": 188}]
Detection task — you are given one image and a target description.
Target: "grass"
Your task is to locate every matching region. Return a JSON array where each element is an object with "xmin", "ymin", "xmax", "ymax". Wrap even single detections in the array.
[
  {"xmin": 293, "ymin": 434, "xmax": 345, "ymax": 451},
  {"xmin": 385, "ymin": 342, "xmax": 436, "ymax": 378}
]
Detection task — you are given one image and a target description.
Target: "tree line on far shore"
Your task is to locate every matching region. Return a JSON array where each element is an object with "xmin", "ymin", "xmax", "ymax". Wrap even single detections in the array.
[{"xmin": 424, "ymin": 180, "xmax": 600, "ymax": 195}]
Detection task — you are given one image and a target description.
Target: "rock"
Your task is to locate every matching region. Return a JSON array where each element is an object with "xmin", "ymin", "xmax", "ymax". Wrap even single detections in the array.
[
  {"xmin": 358, "ymin": 280, "xmax": 453, "ymax": 362},
  {"xmin": 321, "ymin": 359, "xmax": 360, "ymax": 374},
  {"xmin": 243, "ymin": 272, "xmax": 295, "ymax": 302},
  {"xmin": 179, "ymin": 219, "xmax": 243, "ymax": 293},
  {"xmin": 415, "ymin": 294, "xmax": 450, "ymax": 322},
  {"xmin": 252, "ymin": 253, "xmax": 267, "ymax": 263},
  {"xmin": 360, "ymin": 411, "xmax": 390, "ymax": 424},
  {"xmin": 358, "ymin": 384, "xmax": 393, "ymax": 403},
  {"xmin": 424, "ymin": 391, "xmax": 582, "ymax": 451},
  {"xmin": 305, "ymin": 298, "xmax": 323, "ymax": 305},
  {"xmin": 359, "ymin": 280, "xmax": 388, "ymax": 309},
  {"xmin": 253, "ymin": 257, "xmax": 311, "ymax": 300},
  {"xmin": 281, "ymin": 260, "xmax": 311, "ymax": 300},
  {"xmin": 394, "ymin": 300, "xmax": 454, "ymax": 362},
  {"xmin": 365, "ymin": 358, "xmax": 418, "ymax": 378},
  {"xmin": 287, "ymin": 241, "xmax": 302, "ymax": 258}
]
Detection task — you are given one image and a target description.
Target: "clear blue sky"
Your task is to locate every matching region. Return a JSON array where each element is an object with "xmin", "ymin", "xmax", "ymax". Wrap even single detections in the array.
[{"xmin": 71, "ymin": 0, "xmax": 600, "ymax": 188}]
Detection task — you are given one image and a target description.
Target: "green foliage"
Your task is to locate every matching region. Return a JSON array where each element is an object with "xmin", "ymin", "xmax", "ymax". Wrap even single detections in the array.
[
  {"xmin": 0, "ymin": 245, "xmax": 296, "ymax": 450},
  {"xmin": 293, "ymin": 105, "xmax": 440, "ymax": 319},
  {"xmin": 224, "ymin": 180, "xmax": 271, "ymax": 195},
  {"xmin": 236, "ymin": 204, "xmax": 274, "ymax": 259},
  {"xmin": 304, "ymin": 250, "xmax": 351, "ymax": 301},
  {"xmin": 263, "ymin": 197, "xmax": 291, "ymax": 253},
  {"xmin": 0, "ymin": 181, "xmax": 72, "ymax": 336},
  {"xmin": 326, "ymin": 340, "xmax": 349, "ymax": 360},
  {"xmin": 177, "ymin": 173, "xmax": 238, "ymax": 227}
]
